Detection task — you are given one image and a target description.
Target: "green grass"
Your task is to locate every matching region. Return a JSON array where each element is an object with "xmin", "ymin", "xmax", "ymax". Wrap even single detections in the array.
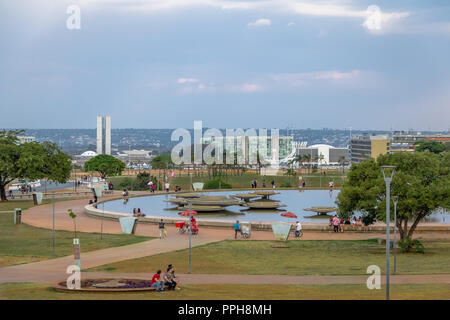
[
  {"xmin": 0, "ymin": 210, "xmax": 150, "ymax": 267},
  {"xmin": 88, "ymin": 239, "xmax": 450, "ymax": 276},
  {"xmin": 1, "ymin": 282, "xmax": 449, "ymax": 300},
  {"xmin": 0, "ymin": 199, "xmax": 70, "ymax": 212},
  {"xmin": 110, "ymin": 171, "xmax": 346, "ymax": 191}
]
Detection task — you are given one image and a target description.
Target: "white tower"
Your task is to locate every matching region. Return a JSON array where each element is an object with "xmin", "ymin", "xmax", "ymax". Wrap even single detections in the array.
[
  {"xmin": 96, "ymin": 115, "xmax": 111, "ymax": 155},
  {"xmin": 105, "ymin": 116, "xmax": 111, "ymax": 155},
  {"xmin": 96, "ymin": 116, "xmax": 103, "ymax": 155}
]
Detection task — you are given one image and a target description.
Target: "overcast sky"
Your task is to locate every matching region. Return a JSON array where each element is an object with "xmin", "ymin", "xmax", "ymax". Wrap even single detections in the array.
[{"xmin": 1, "ymin": 0, "xmax": 449, "ymax": 130}]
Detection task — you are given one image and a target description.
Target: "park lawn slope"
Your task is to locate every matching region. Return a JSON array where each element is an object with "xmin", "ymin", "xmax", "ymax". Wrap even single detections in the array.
[
  {"xmin": 0, "ymin": 199, "xmax": 75, "ymax": 212},
  {"xmin": 1, "ymin": 282, "xmax": 449, "ymax": 300},
  {"xmin": 88, "ymin": 239, "xmax": 450, "ymax": 276},
  {"xmin": 0, "ymin": 211, "xmax": 150, "ymax": 267}
]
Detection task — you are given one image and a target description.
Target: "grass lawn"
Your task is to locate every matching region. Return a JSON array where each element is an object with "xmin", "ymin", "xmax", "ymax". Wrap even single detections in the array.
[
  {"xmin": 0, "ymin": 209, "xmax": 150, "ymax": 267},
  {"xmin": 110, "ymin": 171, "xmax": 346, "ymax": 190},
  {"xmin": 0, "ymin": 199, "xmax": 72, "ymax": 212},
  {"xmin": 88, "ymin": 239, "xmax": 450, "ymax": 275},
  {"xmin": 1, "ymin": 282, "xmax": 449, "ymax": 300}
]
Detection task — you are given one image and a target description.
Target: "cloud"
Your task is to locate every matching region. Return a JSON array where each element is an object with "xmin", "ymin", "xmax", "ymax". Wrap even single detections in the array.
[
  {"xmin": 287, "ymin": 21, "xmax": 295, "ymax": 27},
  {"xmin": 79, "ymin": 1, "xmax": 411, "ymax": 34},
  {"xmin": 177, "ymin": 77, "xmax": 199, "ymax": 84},
  {"xmin": 239, "ymin": 83, "xmax": 262, "ymax": 92},
  {"xmin": 248, "ymin": 18, "xmax": 271, "ymax": 27},
  {"xmin": 174, "ymin": 70, "xmax": 363, "ymax": 95},
  {"xmin": 271, "ymin": 70, "xmax": 362, "ymax": 88}
]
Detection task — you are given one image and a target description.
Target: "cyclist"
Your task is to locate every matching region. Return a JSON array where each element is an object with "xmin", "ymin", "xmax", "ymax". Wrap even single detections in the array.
[{"xmin": 295, "ymin": 221, "xmax": 303, "ymax": 238}]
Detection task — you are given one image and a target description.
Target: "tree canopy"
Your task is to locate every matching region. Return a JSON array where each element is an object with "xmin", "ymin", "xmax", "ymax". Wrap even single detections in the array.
[
  {"xmin": 0, "ymin": 130, "xmax": 72, "ymax": 201},
  {"xmin": 336, "ymin": 151, "xmax": 449, "ymax": 240},
  {"xmin": 414, "ymin": 140, "xmax": 446, "ymax": 154},
  {"xmin": 150, "ymin": 155, "xmax": 173, "ymax": 169},
  {"xmin": 84, "ymin": 154, "xmax": 125, "ymax": 179}
]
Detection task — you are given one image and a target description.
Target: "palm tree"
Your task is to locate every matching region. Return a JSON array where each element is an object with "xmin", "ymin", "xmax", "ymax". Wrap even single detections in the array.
[
  {"xmin": 338, "ymin": 156, "xmax": 347, "ymax": 174},
  {"xmin": 302, "ymin": 154, "xmax": 312, "ymax": 173}
]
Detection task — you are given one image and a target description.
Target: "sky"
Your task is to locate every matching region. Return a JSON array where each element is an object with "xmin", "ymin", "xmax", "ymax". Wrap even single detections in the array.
[{"xmin": 1, "ymin": 0, "xmax": 450, "ymax": 131}]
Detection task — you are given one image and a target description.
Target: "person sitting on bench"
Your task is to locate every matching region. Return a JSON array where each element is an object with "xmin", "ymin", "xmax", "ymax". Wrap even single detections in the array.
[{"xmin": 150, "ymin": 270, "xmax": 164, "ymax": 292}]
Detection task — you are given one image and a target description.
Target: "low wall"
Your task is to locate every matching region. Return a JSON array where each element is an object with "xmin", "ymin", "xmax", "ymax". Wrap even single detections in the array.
[{"xmin": 84, "ymin": 195, "xmax": 450, "ymax": 233}]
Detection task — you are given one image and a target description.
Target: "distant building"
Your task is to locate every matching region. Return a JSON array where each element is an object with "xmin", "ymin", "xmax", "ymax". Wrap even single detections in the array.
[
  {"xmin": 350, "ymin": 132, "xmax": 450, "ymax": 164},
  {"xmin": 200, "ymin": 135, "xmax": 294, "ymax": 165},
  {"xmin": 350, "ymin": 134, "xmax": 390, "ymax": 164},
  {"xmin": 17, "ymin": 135, "xmax": 36, "ymax": 144},
  {"xmin": 80, "ymin": 150, "xmax": 98, "ymax": 157},
  {"xmin": 96, "ymin": 116, "xmax": 111, "ymax": 155},
  {"xmin": 296, "ymin": 144, "xmax": 348, "ymax": 165},
  {"xmin": 117, "ymin": 149, "xmax": 152, "ymax": 159}
]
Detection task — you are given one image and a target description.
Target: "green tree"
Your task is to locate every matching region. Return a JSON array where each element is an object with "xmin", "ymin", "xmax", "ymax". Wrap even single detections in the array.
[
  {"xmin": 0, "ymin": 130, "xmax": 72, "ymax": 201},
  {"xmin": 336, "ymin": 152, "xmax": 449, "ymax": 241},
  {"xmin": 150, "ymin": 155, "xmax": 173, "ymax": 169},
  {"xmin": 338, "ymin": 156, "xmax": 347, "ymax": 174},
  {"xmin": 445, "ymin": 141, "xmax": 450, "ymax": 152},
  {"xmin": 84, "ymin": 154, "xmax": 125, "ymax": 179},
  {"xmin": 414, "ymin": 140, "xmax": 446, "ymax": 154}
]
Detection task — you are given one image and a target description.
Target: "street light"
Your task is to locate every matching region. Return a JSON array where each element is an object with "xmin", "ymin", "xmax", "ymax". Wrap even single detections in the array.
[
  {"xmin": 381, "ymin": 165, "xmax": 395, "ymax": 301},
  {"xmin": 393, "ymin": 196, "xmax": 398, "ymax": 274},
  {"xmin": 188, "ymin": 201, "xmax": 192, "ymax": 274}
]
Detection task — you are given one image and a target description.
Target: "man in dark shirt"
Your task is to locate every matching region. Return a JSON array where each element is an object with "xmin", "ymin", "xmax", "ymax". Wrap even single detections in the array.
[
  {"xmin": 234, "ymin": 220, "xmax": 241, "ymax": 239},
  {"xmin": 159, "ymin": 219, "xmax": 166, "ymax": 239}
]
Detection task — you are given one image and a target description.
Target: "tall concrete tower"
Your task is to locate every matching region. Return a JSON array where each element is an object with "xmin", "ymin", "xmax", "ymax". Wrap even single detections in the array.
[
  {"xmin": 96, "ymin": 115, "xmax": 111, "ymax": 155},
  {"xmin": 105, "ymin": 116, "xmax": 111, "ymax": 155}
]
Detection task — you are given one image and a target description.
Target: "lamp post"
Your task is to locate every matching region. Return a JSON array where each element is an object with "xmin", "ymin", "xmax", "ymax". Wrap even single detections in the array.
[
  {"xmin": 381, "ymin": 165, "xmax": 395, "ymax": 301},
  {"xmin": 393, "ymin": 196, "xmax": 398, "ymax": 274},
  {"xmin": 52, "ymin": 193, "xmax": 55, "ymax": 256},
  {"xmin": 188, "ymin": 201, "xmax": 192, "ymax": 274}
]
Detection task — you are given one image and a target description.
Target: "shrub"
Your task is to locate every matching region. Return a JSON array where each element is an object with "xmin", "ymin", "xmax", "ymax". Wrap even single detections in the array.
[
  {"xmin": 203, "ymin": 179, "xmax": 232, "ymax": 189},
  {"xmin": 361, "ymin": 213, "xmax": 376, "ymax": 226},
  {"xmin": 280, "ymin": 182, "xmax": 292, "ymax": 188},
  {"xmin": 136, "ymin": 172, "xmax": 151, "ymax": 189},
  {"xmin": 398, "ymin": 237, "xmax": 425, "ymax": 253}
]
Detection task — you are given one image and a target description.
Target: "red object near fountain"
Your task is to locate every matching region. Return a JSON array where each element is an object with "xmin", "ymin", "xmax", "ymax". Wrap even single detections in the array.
[
  {"xmin": 179, "ymin": 210, "xmax": 198, "ymax": 216},
  {"xmin": 281, "ymin": 211, "xmax": 297, "ymax": 218}
]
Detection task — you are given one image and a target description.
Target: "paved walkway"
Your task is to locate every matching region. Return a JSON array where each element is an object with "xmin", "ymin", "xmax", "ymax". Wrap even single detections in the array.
[
  {"xmin": 82, "ymin": 273, "xmax": 450, "ymax": 285},
  {"xmin": 0, "ymin": 237, "xmax": 223, "ymax": 283}
]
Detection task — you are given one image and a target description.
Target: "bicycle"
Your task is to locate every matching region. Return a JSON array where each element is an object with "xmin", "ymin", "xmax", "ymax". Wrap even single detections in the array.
[{"xmin": 294, "ymin": 230, "xmax": 303, "ymax": 238}]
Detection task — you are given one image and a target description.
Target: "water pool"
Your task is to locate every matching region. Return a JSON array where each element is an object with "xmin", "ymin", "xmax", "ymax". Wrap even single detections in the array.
[{"xmin": 101, "ymin": 190, "xmax": 449, "ymax": 224}]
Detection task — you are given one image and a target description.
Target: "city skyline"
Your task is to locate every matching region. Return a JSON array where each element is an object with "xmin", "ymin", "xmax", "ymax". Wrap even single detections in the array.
[{"xmin": 1, "ymin": 0, "xmax": 450, "ymax": 130}]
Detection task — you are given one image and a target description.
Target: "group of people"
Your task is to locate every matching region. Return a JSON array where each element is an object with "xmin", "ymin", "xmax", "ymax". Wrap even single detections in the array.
[
  {"xmin": 148, "ymin": 181, "xmax": 157, "ymax": 193},
  {"xmin": 251, "ymin": 180, "xmax": 276, "ymax": 189},
  {"xmin": 132, "ymin": 208, "xmax": 146, "ymax": 217},
  {"xmin": 330, "ymin": 215, "xmax": 364, "ymax": 232},
  {"xmin": 150, "ymin": 264, "xmax": 178, "ymax": 292},
  {"xmin": 103, "ymin": 182, "xmax": 114, "ymax": 193}
]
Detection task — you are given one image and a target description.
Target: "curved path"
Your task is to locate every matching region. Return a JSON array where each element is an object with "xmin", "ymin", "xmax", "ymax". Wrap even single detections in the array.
[{"xmin": 1, "ymin": 193, "xmax": 449, "ymax": 287}]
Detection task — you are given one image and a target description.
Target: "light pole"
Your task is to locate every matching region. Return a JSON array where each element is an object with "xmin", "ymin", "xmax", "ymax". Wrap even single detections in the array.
[
  {"xmin": 52, "ymin": 193, "xmax": 55, "ymax": 256},
  {"xmin": 393, "ymin": 196, "xmax": 398, "ymax": 274},
  {"xmin": 101, "ymin": 201, "xmax": 104, "ymax": 240},
  {"xmin": 188, "ymin": 201, "xmax": 192, "ymax": 274},
  {"xmin": 381, "ymin": 165, "xmax": 395, "ymax": 301}
]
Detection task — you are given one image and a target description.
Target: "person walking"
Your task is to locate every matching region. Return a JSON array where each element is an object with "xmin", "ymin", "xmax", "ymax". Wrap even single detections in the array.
[
  {"xmin": 165, "ymin": 182, "xmax": 170, "ymax": 192},
  {"xmin": 234, "ymin": 220, "xmax": 241, "ymax": 239},
  {"xmin": 332, "ymin": 215, "xmax": 340, "ymax": 233},
  {"xmin": 271, "ymin": 180, "xmax": 275, "ymax": 189},
  {"xmin": 159, "ymin": 219, "xmax": 166, "ymax": 239},
  {"xmin": 148, "ymin": 181, "xmax": 153, "ymax": 192}
]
